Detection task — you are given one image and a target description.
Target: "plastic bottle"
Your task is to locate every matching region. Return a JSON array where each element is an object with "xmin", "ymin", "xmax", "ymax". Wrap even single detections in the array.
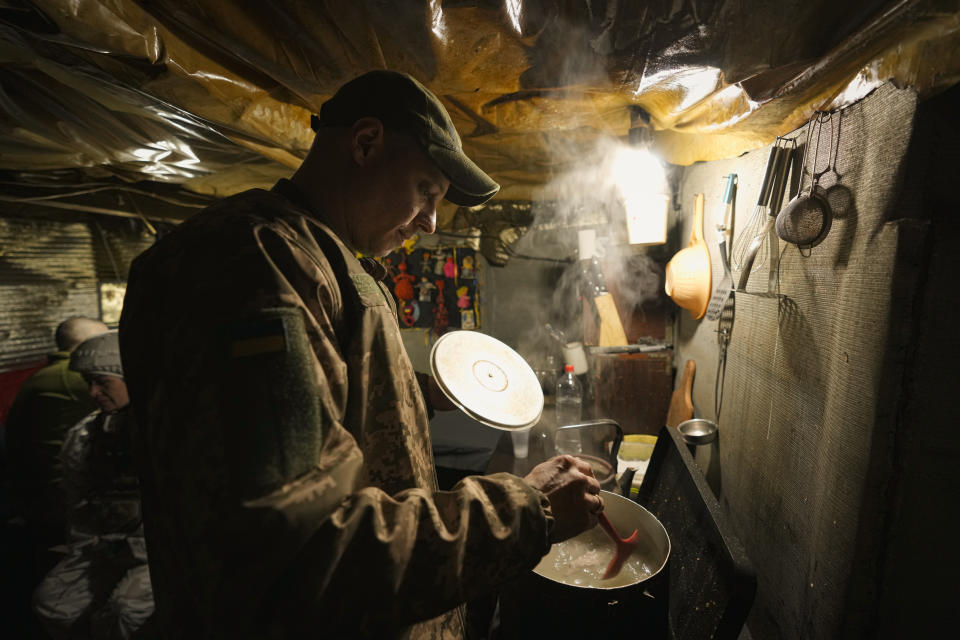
[{"xmin": 554, "ymin": 364, "xmax": 583, "ymax": 454}]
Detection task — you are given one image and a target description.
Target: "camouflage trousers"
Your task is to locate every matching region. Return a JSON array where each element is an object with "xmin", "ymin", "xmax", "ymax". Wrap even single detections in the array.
[{"xmin": 33, "ymin": 536, "xmax": 154, "ymax": 639}]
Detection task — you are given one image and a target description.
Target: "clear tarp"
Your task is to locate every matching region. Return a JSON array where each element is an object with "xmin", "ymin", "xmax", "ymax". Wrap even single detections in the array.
[{"xmin": 1, "ymin": 0, "xmax": 958, "ymax": 213}]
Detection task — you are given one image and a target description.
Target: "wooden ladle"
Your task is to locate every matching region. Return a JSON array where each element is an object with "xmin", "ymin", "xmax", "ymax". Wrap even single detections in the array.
[{"xmin": 597, "ymin": 512, "xmax": 640, "ymax": 579}]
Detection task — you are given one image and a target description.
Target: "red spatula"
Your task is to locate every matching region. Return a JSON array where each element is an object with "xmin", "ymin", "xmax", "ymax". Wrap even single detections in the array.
[{"xmin": 597, "ymin": 512, "xmax": 640, "ymax": 579}]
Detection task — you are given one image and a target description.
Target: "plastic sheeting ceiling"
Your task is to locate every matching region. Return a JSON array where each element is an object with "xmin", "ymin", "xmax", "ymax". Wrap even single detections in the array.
[{"xmin": 1, "ymin": 0, "xmax": 959, "ymax": 222}]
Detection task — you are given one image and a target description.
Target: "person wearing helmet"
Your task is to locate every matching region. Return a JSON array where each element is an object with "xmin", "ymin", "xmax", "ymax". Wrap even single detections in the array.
[{"xmin": 32, "ymin": 331, "xmax": 154, "ymax": 639}]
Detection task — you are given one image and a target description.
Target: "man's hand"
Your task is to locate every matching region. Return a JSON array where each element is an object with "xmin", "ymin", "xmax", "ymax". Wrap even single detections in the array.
[
  {"xmin": 425, "ymin": 375, "xmax": 457, "ymax": 411},
  {"xmin": 416, "ymin": 372, "xmax": 458, "ymax": 412},
  {"xmin": 524, "ymin": 455, "xmax": 603, "ymax": 543}
]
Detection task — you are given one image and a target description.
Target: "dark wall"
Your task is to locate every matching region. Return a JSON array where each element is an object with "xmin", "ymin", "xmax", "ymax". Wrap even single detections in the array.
[
  {"xmin": 871, "ymin": 82, "xmax": 960, "ymax": 638},
  {"xmin": 671, "ymin": 82, "xmax": 959, "ymax": 638}
]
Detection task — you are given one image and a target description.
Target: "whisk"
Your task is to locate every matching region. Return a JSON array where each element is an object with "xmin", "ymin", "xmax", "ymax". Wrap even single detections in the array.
[
  {"xmin": 731, "ymin": 145, "xmax": 778, "ymax": 273},
  {"xmin": 731, "ymin": 140, "xmax": 794, "ymax": 274}
]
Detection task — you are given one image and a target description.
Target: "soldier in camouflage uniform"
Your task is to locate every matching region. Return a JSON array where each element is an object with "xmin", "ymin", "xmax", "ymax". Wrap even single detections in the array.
[
  {"xmin": 5, "ymin": 317, "xmax": 108, "ymax": 564},
  {"xmin": 118, "ymin": 71, "xmax": 603, "ymax": 639},
  {"xmin": 33, "ymin": 330, "xmax": 154, "ymax": 639}
]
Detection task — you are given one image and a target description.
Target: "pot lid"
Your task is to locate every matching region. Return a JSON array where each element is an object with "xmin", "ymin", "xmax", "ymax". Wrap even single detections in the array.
[{"xmin": 429, "ymin": 330, "xmax": 543, "ymax": 430}]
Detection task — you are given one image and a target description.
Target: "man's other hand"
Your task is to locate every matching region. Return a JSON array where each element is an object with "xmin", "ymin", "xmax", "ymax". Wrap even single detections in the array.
[{"xmin": 524, "ymin": 455, "xmax": 603, "ymax": 543}]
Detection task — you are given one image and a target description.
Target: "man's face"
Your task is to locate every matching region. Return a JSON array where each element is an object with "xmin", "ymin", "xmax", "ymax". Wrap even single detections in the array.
[
  {"xmin": 352, "ymin": 131, "xmax": 450, "ymax": 256},
  {"xmin": 84, "ymin": 374, "xmax": 129, "ymax": 413}
]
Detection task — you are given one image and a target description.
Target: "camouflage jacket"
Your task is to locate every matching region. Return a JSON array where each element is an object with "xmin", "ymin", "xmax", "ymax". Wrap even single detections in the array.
[
  {"xmin": 119, "ymin": 180, "xmax": 553, "ymax": 639},
  {"xmin": 60, "ymin": 408, "xmax": 142, "ymax": 542}
]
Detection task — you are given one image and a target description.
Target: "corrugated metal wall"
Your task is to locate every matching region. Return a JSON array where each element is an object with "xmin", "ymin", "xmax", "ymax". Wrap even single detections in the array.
[
  {"xmin": 0, "ymin": 217, "xmax": 99, "ymax": 371},
  {"xmin": 0, "ymin": 215, "xmax": 156, "ymax": 372},
  {"xmin": 90, "ymin": 219, "xmax": 156, "ymax": 282}
]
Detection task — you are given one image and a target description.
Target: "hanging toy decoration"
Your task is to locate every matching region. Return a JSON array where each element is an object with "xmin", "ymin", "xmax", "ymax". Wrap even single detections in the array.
[
  {"xmin": 433, "ymin": 279, "xmax": 449, "ymax": 335},
  {"xmin": 401, "ymin": 300, "xmax": 419, "ymax": 327},
  {"xmin": 401, "ymin": 234, "xmax": 419, "ymax": 254},
  {"xmin": 381, "ymin": 247, "xmax": 480, "ymax": 333},
  {"xmin": 443, "ymin": 256, "xmax": 457, "ymax": 279},
  {"xmin": 417, "ymin": 276, "xmax": 437, "ymax": 302},
  {"xmin": 456, "ymin": 286, "xmax": 476, "ymax": 329},
  {"xmin": 382, "ymin": 256, "xmax": 398, "ymax": 281},
  {"xmin": 460, "ymin": 255, "xmax": 475, "ymax": 279},
  {"xmin": 393, "ymin": 261, "xmax": 416, "ymax": 302},
  {"xmin": 460, "ymin": 309, "xmax": 476, "ymax": 330},
  {"xmin": 456, "ymin": 285, "xmax": 471, "ymax": 310}
]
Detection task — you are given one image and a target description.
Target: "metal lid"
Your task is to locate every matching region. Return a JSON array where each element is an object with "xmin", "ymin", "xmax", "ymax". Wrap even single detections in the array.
[{"xmin": 429, "ymin": 330, "xmax": 543, "ymax": 430}]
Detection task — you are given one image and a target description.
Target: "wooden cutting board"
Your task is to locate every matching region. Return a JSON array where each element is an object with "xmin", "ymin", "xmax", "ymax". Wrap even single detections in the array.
[
  {"xmin": 595, "ymin": 292, "xmax": 628, "ymax": 347},
  {"xmin": 666, "ymin": 359, "xmax": 696, "ymax": 428}
]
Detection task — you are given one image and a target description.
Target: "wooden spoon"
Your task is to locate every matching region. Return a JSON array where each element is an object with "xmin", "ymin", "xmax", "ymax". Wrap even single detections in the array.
[
  {"xmin": 597, "ymin": 512, "xmax": 640, "ymax": 579},
  {"xmin": 666, "ymin": 359, "xmax": 696, "ymax": 428}
]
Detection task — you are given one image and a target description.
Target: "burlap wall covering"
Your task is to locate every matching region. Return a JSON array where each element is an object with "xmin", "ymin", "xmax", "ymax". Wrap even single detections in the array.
[{"xmin": 672, "ymin": 83, "xmax": 936, "ymax": 638}]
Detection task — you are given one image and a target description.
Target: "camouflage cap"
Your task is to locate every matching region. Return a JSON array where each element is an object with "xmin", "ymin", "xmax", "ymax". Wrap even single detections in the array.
[
  {"xmin": 70, "ymin": 329, "xmax": 123, "ymax": 378},
  {"xmin": 313, "ymin": 70, "xmax": 500, "ymax": 207}
]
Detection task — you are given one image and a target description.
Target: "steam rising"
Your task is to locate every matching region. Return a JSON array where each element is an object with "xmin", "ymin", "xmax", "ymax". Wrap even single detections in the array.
[
  {"xmin": 506, "ymin": 136, "xmax": 667, "ymax": 373},
  {"xmin": 499, "ymin": 19, "xmax": 670, "ymax": 371},
  {"xmin": 532, "ymin": 135, "xmax": 666, "ymax": 311}
]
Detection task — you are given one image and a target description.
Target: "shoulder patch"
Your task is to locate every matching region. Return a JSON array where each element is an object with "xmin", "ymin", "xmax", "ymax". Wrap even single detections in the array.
[{"xmin": 228, "ymin": 317, "xmax": 288, "ymax": 358}]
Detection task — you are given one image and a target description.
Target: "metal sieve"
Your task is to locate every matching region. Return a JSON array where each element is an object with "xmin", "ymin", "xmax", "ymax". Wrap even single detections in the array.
[
  {"xmin": 776, "ymin": 111, "xmax": 840, "ymax": 251},
  {"xmin": 775, "ymin": 187, "xmax": 832, "ymax": 249}
]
